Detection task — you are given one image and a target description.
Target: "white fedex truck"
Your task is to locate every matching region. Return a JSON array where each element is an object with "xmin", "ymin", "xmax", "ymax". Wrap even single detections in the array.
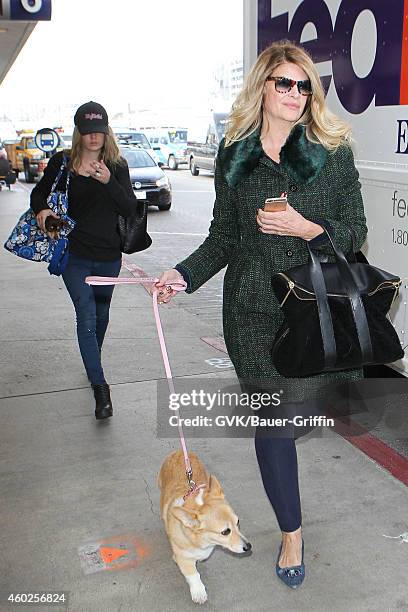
[{"xmin": 243, "ymin": 0, "xmax": 408, "ymax": 376}]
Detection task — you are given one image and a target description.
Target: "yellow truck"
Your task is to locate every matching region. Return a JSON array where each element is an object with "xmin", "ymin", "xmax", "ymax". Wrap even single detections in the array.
[{"xmin": 4, "ymin": 134, "xmax": 47, "ymax": 183}]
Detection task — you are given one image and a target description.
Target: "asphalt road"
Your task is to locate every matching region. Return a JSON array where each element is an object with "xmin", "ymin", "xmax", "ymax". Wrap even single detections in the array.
[
  {"xmin": 148, "ymin": 167, "xmax": 216, "ymax": 234},
  {"xmin": 18, "ymin": 165, "xmax": 216, "ymax": 234}
]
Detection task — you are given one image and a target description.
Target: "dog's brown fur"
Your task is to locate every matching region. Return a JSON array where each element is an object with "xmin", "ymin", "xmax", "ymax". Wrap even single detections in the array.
[{"xmin": 158, "ymin": 450, "xmax": 251, "ymax": 604}]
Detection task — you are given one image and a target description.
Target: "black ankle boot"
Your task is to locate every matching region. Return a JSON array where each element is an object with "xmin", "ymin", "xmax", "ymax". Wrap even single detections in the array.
[{"xmin": 92, "ymin": 383, "xmax": 113, "ymax": 419}]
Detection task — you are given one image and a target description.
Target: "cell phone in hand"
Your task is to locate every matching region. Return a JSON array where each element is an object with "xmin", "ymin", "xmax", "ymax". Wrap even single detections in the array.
[{"xmin": 264, "ymin": 196, "xmax": 287, "ymax": 212}]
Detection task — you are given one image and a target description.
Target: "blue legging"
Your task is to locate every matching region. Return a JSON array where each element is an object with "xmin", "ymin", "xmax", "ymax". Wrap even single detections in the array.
[
  {"xmin": 255, "ymin": 433, "xmax": 301, "ymax": 533},
  {"xmin": 62, "ymin": 253, "xmax": 121, "ymax": 385},
  {"xmin": 254, "ymin": 400, "xmax": 326, "ymax": 533}
]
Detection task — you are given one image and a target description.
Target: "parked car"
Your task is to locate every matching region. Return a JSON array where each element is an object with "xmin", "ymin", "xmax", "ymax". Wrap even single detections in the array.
[
  {"xmin": 141, "ymin": 127, "xmax": 188, "ymax": 169},
  {"xmin": 120, "ymin": 146, "xmax": 171, "ymax": 211},
  {"xmin": 113, "ymin": 127, "xmax": 161, "ymax": 166},
  {"xmin": 60, "ymin": 135, "xmax": 72, "ymax": 150},
  {"xmin": 4, "ymin": 134, "xmax": 45, "ymax": 182},
  {"xmin": 187, "ymin": 112, "xmax": 228, "ymax": 175}
]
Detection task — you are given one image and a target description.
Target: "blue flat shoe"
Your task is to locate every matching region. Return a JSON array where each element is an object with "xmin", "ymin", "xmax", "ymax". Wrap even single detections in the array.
[{"xmin": 276, "ymin": 539, "xmax": 305, "ymax": 589}]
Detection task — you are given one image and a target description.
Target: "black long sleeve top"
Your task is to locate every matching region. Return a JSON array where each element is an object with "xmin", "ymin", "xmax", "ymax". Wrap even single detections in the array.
[{"xmin": 30, "ymin": 151, "xmax": 138, "ymax": 261}]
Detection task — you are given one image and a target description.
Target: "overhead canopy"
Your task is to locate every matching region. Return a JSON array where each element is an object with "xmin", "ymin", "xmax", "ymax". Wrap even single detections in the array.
[
  {"xmin": 0, "ymin": 0, "xmax": 51, "ymax": 86},
  {"xmin": 0, "ymin": 21, "xmax": 36, "ymax": 86}
]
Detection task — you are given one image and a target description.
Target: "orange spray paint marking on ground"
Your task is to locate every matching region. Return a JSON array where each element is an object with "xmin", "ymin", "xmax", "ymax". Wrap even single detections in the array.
[
  {"xmin": 100, "ymin": 546, "xmax": 130, "ymax": 564},
  {"xmin": 78, "ymin": 533, "xmax": 150, "ymax": 574}
]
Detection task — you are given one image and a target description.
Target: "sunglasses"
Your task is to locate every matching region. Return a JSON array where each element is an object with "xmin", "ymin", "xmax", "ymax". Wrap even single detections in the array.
[{"xmin": 266, "ymin": 76, "xmax": 312, "ymax": 96}]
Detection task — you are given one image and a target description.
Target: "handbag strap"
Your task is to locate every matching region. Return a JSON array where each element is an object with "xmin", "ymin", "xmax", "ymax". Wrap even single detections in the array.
[
  {"xmin": 49, "ymin": 154, "xmax": 70, "ymax": 196},
  {"xmin": 307, "ymin": 243, "xmax": 337, "ymax": 369},
  {"xmin": 306, "ymin": 227, "xmax": 373, "ymax": 368},
  {"xmin": 346, "ymin": 227, "xmax": 357, "ymax": 263},
  {"xmin": 65, "ymin": 159, "xmax": 71, "ymax": 195}
]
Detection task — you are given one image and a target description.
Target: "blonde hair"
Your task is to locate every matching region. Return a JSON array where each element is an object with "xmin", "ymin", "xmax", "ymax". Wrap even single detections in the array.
[
  {"xmin": 68, "ymin": 126, "xmax": 124, "ymax": 173},
  {"xmin": 225, "ymin": 40, "xmax": 351, "ymax": 151}
]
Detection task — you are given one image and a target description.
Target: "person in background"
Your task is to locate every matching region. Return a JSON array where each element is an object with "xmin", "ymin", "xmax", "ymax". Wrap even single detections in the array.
[
  {"xmin": 154, "ymin": 41, "xmax": 367, "ymax": 588},
  {"xmin": 0, "ymin": 154, "xmax": 16, "ymax": 187},
  {"xmin": 30, "ymin": 101, "xmax": 140, "ymax": 420}
]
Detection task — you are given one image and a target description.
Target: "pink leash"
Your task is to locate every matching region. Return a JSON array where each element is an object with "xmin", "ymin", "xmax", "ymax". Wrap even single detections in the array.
[{"xmin": 86, "ymin": 260, "xmax": 204, "ymax": 499}]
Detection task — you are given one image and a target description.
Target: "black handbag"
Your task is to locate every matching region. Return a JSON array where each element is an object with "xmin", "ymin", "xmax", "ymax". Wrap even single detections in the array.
[
  {"xmin": 271, "ymin": 229, "xmax": 404, "ymax": 377},
  {"xmin": 118, "ymin": 200, "xmax": 152, "ymax": 254}
]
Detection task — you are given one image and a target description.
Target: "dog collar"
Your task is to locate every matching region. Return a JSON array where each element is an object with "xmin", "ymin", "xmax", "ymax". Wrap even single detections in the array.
[{"xmin": 183, "ymin": 483, "xmax": 206, "ymax": 502}]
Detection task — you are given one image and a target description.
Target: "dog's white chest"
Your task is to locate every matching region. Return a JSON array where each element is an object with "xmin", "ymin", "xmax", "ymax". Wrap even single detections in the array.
[{"xmin": 183, "ymin": 545, "xmax": 214, "ymax": 561}]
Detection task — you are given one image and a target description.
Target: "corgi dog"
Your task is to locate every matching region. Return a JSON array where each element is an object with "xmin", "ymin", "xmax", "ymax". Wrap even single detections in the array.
[{"xmin": 158, "ymin": 450, "xmax": 252, "ymax": 604}]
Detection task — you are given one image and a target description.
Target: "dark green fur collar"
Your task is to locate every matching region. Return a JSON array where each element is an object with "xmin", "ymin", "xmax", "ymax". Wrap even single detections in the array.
[{"xmin": 218, "ymin": 124, "xmax": 328, "ymax": 188}]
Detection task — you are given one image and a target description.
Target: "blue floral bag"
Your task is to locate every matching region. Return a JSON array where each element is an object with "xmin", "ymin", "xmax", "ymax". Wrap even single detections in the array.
[{"xmin": 3, "ymin": 155, "xmax": 75, "ymax": 275}]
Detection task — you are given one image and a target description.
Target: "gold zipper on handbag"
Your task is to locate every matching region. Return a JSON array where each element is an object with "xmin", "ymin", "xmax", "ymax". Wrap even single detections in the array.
[
  {"xmin": 367, "ymin": 279, "xmax": 402, "ymax": 296},
  {"xmin": 277, "ymin": 273, "xmax": 401, "ymax": 308}
]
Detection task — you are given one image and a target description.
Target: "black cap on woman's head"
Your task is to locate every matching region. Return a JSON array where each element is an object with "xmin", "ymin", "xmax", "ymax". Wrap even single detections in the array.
[{"xmin": 74, "ymin": 101, "xmax": 109, "ymax": 135}]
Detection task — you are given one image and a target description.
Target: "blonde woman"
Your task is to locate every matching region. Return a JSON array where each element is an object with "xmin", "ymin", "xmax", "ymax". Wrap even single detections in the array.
[
  {"xmin": 31, "ymin": 101, "xmax": 138, "ymax": 420},
  {"xmin": 156, "ymin": 41, "xmax": 367, "ymax": 588}
]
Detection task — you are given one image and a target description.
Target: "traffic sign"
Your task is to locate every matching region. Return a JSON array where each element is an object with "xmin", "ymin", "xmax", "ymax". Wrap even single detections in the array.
[
  {"xmin": 35, "ymin": 128, "xmax": 60, "ymax": 153},
  {"xmin": 0, "ymin": 0, "xmax": 52, "ymax": 21}
]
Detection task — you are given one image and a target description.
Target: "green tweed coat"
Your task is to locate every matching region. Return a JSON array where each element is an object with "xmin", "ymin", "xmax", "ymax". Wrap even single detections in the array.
[{"xmin": 177, "ymin": 124, "xmax": 368, "ymax": 401}]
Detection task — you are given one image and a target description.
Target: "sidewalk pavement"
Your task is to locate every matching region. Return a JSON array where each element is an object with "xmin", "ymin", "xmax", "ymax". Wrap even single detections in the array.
[{"xmin": 1, "ymin": 186, "xmax": 407, "ymax": 612}]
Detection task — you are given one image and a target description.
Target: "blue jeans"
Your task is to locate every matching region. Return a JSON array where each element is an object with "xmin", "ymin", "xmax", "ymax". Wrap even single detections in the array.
[{"xmin": 62, "ymin": 253, "xmax": 121, "ymax": 385}]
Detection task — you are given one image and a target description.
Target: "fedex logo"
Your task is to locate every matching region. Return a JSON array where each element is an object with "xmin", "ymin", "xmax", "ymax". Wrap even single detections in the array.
[
  {"xmin": 397, "ymin": 120, "xmax": 408, "ymax": 153},
  {"xmin": 258, "ymin": 0, "xmax": 408, "ymax": 114}
]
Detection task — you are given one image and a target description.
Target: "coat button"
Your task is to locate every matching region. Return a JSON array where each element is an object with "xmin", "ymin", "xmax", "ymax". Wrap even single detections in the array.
[
  {"xmin": 286, "ymin": 249, "xmax": 294, "ymax": 257},
  {"xmin": 290, "ymin": 184, "xmax": 298, "ymax": 192}
]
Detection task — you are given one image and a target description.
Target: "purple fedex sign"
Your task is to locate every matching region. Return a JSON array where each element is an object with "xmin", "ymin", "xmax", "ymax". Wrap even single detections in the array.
[{"xmin": 257, "ymin": 0, "xmax": 408, "ymax": 115}]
